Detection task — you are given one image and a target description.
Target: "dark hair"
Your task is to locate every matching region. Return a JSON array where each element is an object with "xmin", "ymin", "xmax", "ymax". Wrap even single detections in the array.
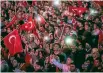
[
  {"xmin": 53, "ymin": 43, "xmax": 61, "ymax": 48},
  {"xmin": 1, "ymin": 63, "xmax": 9, "ymax": 72},
  {"xmin": 70, "ymin": 62, "xmax": 75, "ymax": 65},
  {"xmin": 26, "ymin": 65, "xmax": 34, "ymax": 72},
  {"xmin": 39, "ymin": 50, "xmax": 45, "ymax": 56},
  {"xmin": 14, "ymin": 53, "xmax": 25, "ymax": 63},
  {"xmin": 86, "ymin": 56, "xmax": 94, "ymax": 63},
  {"xmin": 36, "ymin": 59, "xmax": 44, "ymax": 67},
  {"xmin": 19, "ymin": 20, "xmax": 24, "ymax": 25},
  {"xmin": 58, "ymin": 54, "xmax": 65, "ymax": 63}
]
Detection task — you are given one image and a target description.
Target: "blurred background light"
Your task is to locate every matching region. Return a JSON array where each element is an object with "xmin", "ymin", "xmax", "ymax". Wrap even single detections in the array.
[
  {"xmin": 64, "ymin": 36, "xmax": 73, "ymax": 45},
  {"xmin": 53, "ymin": 0, "xmax": 61, "ymax": 7}
]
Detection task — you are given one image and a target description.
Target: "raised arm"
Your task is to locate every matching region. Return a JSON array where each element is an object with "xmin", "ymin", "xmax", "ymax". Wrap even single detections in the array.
[{"xmin": 52, "ymin": 59, "xmax": 63, "ymax": 70}]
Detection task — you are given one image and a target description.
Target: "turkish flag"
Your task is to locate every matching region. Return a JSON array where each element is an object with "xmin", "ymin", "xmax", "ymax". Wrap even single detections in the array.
[
  {"xmin": 69, "ymin": 6, "xmax": 87, "ymax": 16},
  {"xmin": 21, "ymin": 16, "xmax": 36, "ymax": 31},
  {"xmin": 3, "ymin": 29, "xmax": 23, "ymax": 56},
  {"xmin": 6, "ymin": 15, "xmax": 17, "ymax": 28},
  {"xmin": 69, "ymin": 6, "xmax": 77, "ymax": 13},
  {"xmin": 77, "ymin": 7, "xmax": 87, "ymax": 15}
]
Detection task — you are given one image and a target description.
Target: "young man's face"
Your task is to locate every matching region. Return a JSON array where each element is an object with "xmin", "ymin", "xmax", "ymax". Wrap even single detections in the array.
[
  {"xmin": 39, "ymin": 26, "xmax": 44, "ymax": 32},
  {"xmin": 35, "ymin": 50, "xmax": 39, "ymax": 56},
  {"xmin": 94, "ymin": 24, "xmax": 97, "ymax": 29},
  {"xmin": 50, "ymin": 34, "xmax": 53, "ymax": 40},
  {"xmin": 45, "ymin": 46, "xmax": 50, "ymax": 54},
  {"xmin": 66, "ymin": 57, "xmax": 72, "ymax": 65},
  {"xmin": 92, "ymin": 52, "xmax": 98, "ymax": 58},
  {"xmin": 45, "ymin": 44, "xmax": 49, "ymax": 49},
  {"xmin": 39, "ymin": 51, "xmax": 43, "ymax": 58},
  {"xmin": 65, "ymin": 27, "xmax": 70, "ymax": 34},
  {"xmin": 34, "ymin": 63, "xmax": 40, "ymax": 71},
  {"xmin": 53, "ymin": 44, "xmax": 60, "ymax": 55},
  {"xmin": 95, "ymin": 18, "xmax": 99, "ymax": 22},
  {"xmin": 53, "ymin": 44, "xmax": 59, "ymax": 50},
  {"xmin": 7, "ymin": 28, "xmax": 11, "ymax": 33},
  {"xmin": 85, "ymin": 24, "xmax": 89, "ymax": 30},
  {"xmin": 12, "ymin": 59, "xmax": 18, "ymax": 68},
  {"xmin": 45, "ymin": 56, "xmax": 49, "ymax": 63}
]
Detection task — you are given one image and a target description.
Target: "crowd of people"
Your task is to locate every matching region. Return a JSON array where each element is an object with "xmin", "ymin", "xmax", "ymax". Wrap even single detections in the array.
[{"xmin": 1, "ymin": 1, "xmax": 103, "ymax": 72}]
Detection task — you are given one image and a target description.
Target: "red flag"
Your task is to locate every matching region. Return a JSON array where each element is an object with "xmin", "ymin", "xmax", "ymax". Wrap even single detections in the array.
[
  {"xmin": 21, "ymin": 16, "xmax": 36, "ymax": 31},
  {"xmin": 77, "ymin": 7, "xmax": 87, "ymax": 15},
  {"xmin": 69, "ymin": 6, "xmax": 77, "ymax": 13},
  {"xmin": 25, "ymin": 53, "xmax": 32, "ymax": 64},
  {"xmin": 69, "ymin": 6, "xmax": 87, "ymax": 16},
  {"xmin": 3, "ymin": 30, "xmax": 23, "ymax": 56},
  {"xmin": 6, "ymin": 15, "xmax": 17, "ymax": 28},
  {"xmin": 98, "ymin": 30, "xmax": 103, "ymax": 43}
]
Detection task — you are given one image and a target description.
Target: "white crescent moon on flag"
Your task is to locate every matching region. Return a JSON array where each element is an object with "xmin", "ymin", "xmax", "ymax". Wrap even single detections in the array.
[
  {"xmin": 9, "ymin": 35, "xmax": 16, "ymax": 44},
  {"xmin": 79, "ymin": 10, "xmax": 81, "ymax": 13},
  {"xmin": 28, "ymin": 21, "xmax": 33, "ymax": 28},
  {"xmin": 72, "ymin": 9, "xmax": 77, "ymax": 12},
  {"xmin": 25, "ymin": 25, "xmax": 28, "ymax": 28}
]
